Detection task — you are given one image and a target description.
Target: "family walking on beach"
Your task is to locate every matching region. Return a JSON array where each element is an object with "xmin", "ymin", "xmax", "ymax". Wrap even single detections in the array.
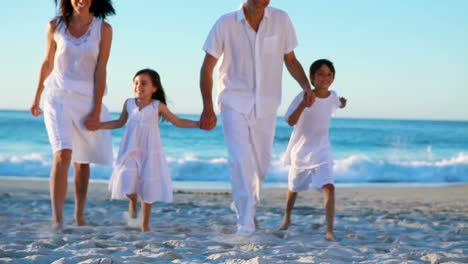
[{"xmin": 30, "ymin": 0, "xmax": 346, "ymax": 240}]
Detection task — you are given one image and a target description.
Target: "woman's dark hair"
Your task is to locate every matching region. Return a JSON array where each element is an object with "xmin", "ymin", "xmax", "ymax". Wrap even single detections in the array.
[
  {"xmin": 55, "ymin": 0, "xmax": 116, "ymax": 27},
  {"xmin": 134, "ymin": 69, "xmax": 167, "ymax": 122},
  {"xmin": 309, "ymin": 59, "xmax": 336, "ymax": 77}
]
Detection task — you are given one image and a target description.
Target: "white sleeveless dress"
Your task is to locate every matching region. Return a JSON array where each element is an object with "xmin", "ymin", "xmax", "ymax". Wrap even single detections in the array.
[
  {"xmin": 109, "ymin": 99, "xmax": 173, "ymax": 203},
  {"xmin": 42, "ymin": 17, "xmax": 113, "ymax": 165}
]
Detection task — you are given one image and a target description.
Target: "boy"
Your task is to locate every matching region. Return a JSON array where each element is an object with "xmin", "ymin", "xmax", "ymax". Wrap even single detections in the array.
[{"xmin": 279, "ymin": 59, "xmax": 347, "ymax": 241}]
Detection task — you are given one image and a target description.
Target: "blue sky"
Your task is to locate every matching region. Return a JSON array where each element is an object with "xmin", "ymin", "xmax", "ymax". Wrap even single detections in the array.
[{"xmin": 1, "ymin": 0, "xmax": 467, "ymax": 120}]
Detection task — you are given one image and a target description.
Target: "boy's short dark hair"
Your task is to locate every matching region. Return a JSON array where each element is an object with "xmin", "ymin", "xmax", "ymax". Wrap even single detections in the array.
[{"xmin": 309, "ymin": 59, "xmax": 335, "ymax": 77}]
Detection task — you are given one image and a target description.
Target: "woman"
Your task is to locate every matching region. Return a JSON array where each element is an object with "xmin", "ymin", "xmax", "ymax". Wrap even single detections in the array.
[{"xmin": 30, "ymin": 0, "xmax": 115, "ymax": 231}]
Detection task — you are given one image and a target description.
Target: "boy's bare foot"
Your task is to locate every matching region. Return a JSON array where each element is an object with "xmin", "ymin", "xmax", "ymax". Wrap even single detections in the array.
[
  {"xmin": 128, "ymin": 208, "xmax": 137, "ymax": 219},
  {"xmin": 278, "ymin": 216, "xmax": 290, "ymax": 230},
  {"xmin": 325, "ymin": 231, "xmax": 336, "ymax": 241},
  {"xmin": 141, "ymin": 225, "xmax": 151, "ymax": 232}
]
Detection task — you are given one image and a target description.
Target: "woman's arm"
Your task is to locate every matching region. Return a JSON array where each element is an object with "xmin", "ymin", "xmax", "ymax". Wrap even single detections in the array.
[
  {"xmin": 159, "ymin": 103, "xmax": 199, "ymax": 128},
  {"xmin": 99, "ymin": 100, "xmax": 128, "ymax": 129},
  {"xmin": 85, "ymin": 21, "xmax": 113, "ymax": 130},
  {"xmin": 30, "ymin": 20, "xmax": 57, "ymax": 117}
]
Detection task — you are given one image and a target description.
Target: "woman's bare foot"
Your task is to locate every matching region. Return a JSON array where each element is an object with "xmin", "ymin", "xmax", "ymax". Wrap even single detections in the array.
[
  {"xmin": 278, "ymin": 216, "xmax": 290, "ymax": 230},
  {"xmin": 127, "ymin": 194, "xmax": 138, "ymax": 219},
  {"xmin": 75, "ymin": 218, "xmax": 88, "ymax": 226},
  {"xmin": 325, "ymin": 231, "xmax": 336, "ymax": 241}
]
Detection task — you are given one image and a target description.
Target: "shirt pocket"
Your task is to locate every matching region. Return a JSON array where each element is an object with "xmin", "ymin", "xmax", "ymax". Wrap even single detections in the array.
[{"xmin": 262, "ymin": 35, "xmax": 279, "ymax": 54}]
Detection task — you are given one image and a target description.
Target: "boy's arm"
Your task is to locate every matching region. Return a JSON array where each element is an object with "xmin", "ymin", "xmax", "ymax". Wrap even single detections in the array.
[
  {"xmin": 159, "ymin": 103, "xmax": 200, "ymax": 128},
  {"xmin": 99, "ymin": 100, "xmax": 128, "ymax": 129},
  {"xmin": 339, "ymin": 97, "xmax": 347, "ymax": 108},
  {"xmin": 287, "ymin": 94, "xmax": 310, "ymax": 126}
]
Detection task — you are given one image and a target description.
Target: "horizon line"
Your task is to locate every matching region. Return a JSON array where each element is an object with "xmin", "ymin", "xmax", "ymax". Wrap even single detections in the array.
[{"xmin": 1, "ymin": 108, "xmax": 467, "ymax": 122}]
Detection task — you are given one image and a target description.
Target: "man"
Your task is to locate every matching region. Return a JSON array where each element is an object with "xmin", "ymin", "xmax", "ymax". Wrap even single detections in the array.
[{"xmin": 199, "ymin": 0, "xmax": 313, "ymax": 235}]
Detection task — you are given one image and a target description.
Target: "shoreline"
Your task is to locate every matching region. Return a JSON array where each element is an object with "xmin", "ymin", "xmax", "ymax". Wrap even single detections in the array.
[
  {"xmin": 0, "ymin": 175, "xmax": 464, "ymax": 191},
  {"xmin": 0, "ymin": 178, "xmax": 467, "ymax": 263}
]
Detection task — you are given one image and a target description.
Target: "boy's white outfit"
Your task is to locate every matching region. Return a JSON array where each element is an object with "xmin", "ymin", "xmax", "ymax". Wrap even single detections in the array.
[
  {"xmin": 284, "ymin": 90, "xmax": 341, "ymax": 192},
  {"xmin": 43, "ymin": 17, "xmax": 112, "ymax": 165},
  {"xmin": 203, "ymin": 5, "xmax": 298, "ymax": 235},
  {"xmin": 109, "ymin": 99, "xmax": 173, "ymax": 204}
]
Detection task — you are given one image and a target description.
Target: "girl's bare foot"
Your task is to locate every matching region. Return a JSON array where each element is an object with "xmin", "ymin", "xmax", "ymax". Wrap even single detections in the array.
[
  {"xmin": 326, "ymin": 231, "xmax": 336, "ymax": 241},
  {"xmin": 278, "ymin": 216, "xmax": 290, "ymax": 230},
  {"xmin": 52, "ymin": 221, "xmax": 64, "ymax": 232}
]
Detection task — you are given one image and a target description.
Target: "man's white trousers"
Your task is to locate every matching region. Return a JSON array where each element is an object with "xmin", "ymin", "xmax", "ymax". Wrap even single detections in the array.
[{"xmin": 221, "ymin": 108, "xmax": 277, "ymax": 232}]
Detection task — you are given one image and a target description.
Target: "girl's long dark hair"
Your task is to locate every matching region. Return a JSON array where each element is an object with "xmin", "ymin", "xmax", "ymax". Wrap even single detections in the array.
[
  {"xmin": 134, "ymin": 69, "xmax": 167, "ymax": 122},
  {"xmin": 55, "ymin": 0, "xmax": 116, "ymax": 27}
]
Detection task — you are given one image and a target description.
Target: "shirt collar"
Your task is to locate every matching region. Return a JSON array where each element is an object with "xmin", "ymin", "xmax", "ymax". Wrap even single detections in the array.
[{"xmin": 236, "ymin": 4, "xmax": 270, "ymax": 22}]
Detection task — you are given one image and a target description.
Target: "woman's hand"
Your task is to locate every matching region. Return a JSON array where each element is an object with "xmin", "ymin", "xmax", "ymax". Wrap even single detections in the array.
[
  {"xmin": 84, "ymin": 112, "xmax": 100, "ymax": 131},
  {"xmin": 30, "ymin": 101, "xmax": 42, "ymax": 117}
]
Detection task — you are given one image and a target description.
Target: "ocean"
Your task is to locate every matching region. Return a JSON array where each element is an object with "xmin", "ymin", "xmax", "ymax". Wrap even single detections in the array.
[{"xmin": 1, "ymin": 110, "xmax": 467, "ymax": 187}]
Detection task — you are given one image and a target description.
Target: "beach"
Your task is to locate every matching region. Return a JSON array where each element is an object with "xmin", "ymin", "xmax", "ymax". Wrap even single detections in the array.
[{"xmin": 0, "ymin": 179, "xmax": 467, "ymax": 263}]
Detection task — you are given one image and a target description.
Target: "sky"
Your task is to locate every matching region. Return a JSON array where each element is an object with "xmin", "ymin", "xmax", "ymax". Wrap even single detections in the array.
[{"xmin": 0, "ymin": 0, "xmax": 467, "ymax": 121}]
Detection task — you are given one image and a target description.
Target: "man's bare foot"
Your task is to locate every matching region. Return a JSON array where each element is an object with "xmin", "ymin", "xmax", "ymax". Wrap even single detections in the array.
[
  {"xmin": 254, "ymin": 217, "xmax": 260, "ymax": 230},
  {"xmin": 51, "ymin": 221, "xmax": 64, "ymax": 232},
  {"xmin": 278, "ymin": 216, "xmax": 290, "ymax": 230},
  {"xmin": 141, "ymin": 225, "xmax": 151, "ymax": 232},
  {"xmin": 75, "ymin": 218, "xmax": 88, "ymax": 226},
  {"xmin": 325, "ymin": 231, "xmax": 336, "ymax": 241}
]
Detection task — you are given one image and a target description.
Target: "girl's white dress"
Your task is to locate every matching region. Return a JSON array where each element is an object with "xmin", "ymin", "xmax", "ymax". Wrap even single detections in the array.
[{"xmin": 109, "ymin": 99, "xmax": 173, "ymax": 203}]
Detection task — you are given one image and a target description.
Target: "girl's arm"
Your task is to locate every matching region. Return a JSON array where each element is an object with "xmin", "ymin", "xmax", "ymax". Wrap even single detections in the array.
[
  {"xmin": 159, "ymin": 103, "xmax": 200, "ymax": 128},
  {"xmin": 30, "ymin": 20, "xmax": 57, "ymax": 117},
  {"xmin": 287, "ymin": 93, "xmax": 310, "ymax": 126},
  {"xmin": 84, "ymin": 21, "xmax": 113, "ymax": 131},
  {"xmin": 99, "ymin": 100, "xmax": 128, "ymax": 129}
]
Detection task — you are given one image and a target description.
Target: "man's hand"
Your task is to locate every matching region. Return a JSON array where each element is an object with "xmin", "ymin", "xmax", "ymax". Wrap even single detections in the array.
[
  {"xmin": 199, "ymin": 107, "xmax": 217, "ymax": 130},
  {"xmin": 303, "ymin": 88, "xmax": 315, "ymax": 107}
]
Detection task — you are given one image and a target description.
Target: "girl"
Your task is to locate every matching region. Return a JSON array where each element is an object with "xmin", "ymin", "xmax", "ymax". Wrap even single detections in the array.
[
  {"xmin": 99, "ymin": 69, "xmax": 199, "ymax": 232},
  {"xmin": 279, "ymin": 59, "xmax": 347, "ymax": 241},
  {"xmin": 30, "ymin": 0, "xmax": 115, "ymax": 231}
]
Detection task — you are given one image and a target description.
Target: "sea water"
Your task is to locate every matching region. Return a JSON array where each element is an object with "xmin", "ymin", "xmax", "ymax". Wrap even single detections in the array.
[{"xmin": 1, "ymin": 110, "xmax": 467, "ymax": 187}]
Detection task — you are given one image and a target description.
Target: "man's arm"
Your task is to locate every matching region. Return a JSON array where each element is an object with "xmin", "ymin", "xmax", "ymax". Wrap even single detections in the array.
[
  {"xmin": 284, "ymin": 51, "xmax": 314, "ymax": 106},
  {"xmin": 199, "ymin": 53, "xmax": 218, "ymax": 130}
]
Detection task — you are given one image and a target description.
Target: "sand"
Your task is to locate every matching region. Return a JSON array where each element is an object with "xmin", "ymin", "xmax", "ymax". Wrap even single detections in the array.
[{"xmin": 0, "ymin": 178, "xmax": 467, "ymax": 264}]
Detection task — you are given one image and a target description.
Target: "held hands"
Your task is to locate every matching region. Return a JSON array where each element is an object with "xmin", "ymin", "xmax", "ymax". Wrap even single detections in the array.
[
  {"xmin": 303, "ymin": 88, "xmax": 315, "ymax": 107},
  {"xmin": 199, "ymin": 107, "xmax": 217, "ymax": 130},
  {"xmin": 84, "ymin": 112, "xmax": 100, "ymax": 131},
  {"xmin": 30, "ymin": 101, "xmax": 42, "ymax": 117},
  {"xmin": 339, "ymin": 97, "xmax": 347, "ymax": 108},
  {"xmin": 302, "ymin": 89, "xmax": 315, "ymax": 107}
]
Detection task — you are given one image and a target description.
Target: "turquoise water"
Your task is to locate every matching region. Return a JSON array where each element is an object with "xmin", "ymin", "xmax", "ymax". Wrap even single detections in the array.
[{"xmin": 0, "ymin": 110, "xmax": 467, "ymax": 184}]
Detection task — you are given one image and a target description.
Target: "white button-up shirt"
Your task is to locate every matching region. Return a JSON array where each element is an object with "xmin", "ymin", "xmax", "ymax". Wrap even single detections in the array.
[{"xmin": 203, "ymin": 6, "xmax": 298, "ymax": 118}]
